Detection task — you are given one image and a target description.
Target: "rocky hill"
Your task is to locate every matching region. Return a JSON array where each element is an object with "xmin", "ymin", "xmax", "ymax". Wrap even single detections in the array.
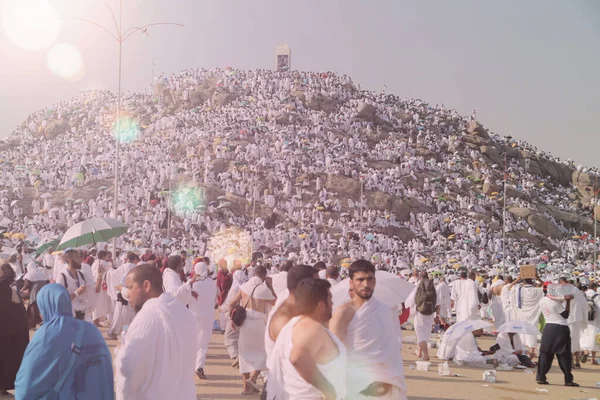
[{"xmin": 1, "ymin": 68, "xmax": 597, "ymax": 267}]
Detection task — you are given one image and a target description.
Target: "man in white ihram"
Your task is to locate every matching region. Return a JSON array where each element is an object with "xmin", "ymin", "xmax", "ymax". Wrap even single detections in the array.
[
  {"xmin": 115, "ymin": 264, "xmax": 198, "ymax": 400},
  {"xmin": 331, "ymin": 260, "xmax": 407, "ymax": 400},
  {"xmin": 268, "ymin": 278, "xmax": 346, "ymax": 400},
  {"xmin": 451, "ymin": 271, "xmax": 480, "ymax": 322}
]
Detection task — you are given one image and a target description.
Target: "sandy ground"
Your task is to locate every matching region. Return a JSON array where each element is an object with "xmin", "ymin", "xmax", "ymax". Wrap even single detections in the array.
[{"xmin": 2, "ymin": 326, "xmax": 598, "ymax": 400}]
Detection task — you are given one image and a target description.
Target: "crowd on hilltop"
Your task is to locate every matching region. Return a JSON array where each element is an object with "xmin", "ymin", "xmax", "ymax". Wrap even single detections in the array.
[{"xmin": 0, "ymin": 68, "xmax": 599, "ymax": 278}]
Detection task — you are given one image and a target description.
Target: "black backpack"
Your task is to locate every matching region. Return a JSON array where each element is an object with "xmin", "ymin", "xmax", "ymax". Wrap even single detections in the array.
[
  {"xmin": 415, "ymin": 279, "xmax": 437, "ymax": 315},
  {"xmin": 588, "ymin": 294, "xmax": 598, "ymax": 321},
  {"xmin": 61, "ymin": 271, "xmax": 86, "ymax": 289}
]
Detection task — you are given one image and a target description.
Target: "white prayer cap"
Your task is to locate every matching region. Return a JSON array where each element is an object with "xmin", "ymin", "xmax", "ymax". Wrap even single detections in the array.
[{"xmin": 194, "ymin": 262, "xmax": 209, "ymax": 280}]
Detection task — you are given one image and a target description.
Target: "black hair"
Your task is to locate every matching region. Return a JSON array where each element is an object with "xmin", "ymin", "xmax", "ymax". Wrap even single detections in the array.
[
  {"xmin": 349, "ymin": 259, "xmax": 375, "ymax": 279},
  {"xmin": 294, "ymin": 278, "xmax": 331, "ymax": 315},
  {"xmin": 128, "ymin": 263, "xmax": 163, "ymax": 293},
  {"xmin": 313, "ymin": 261, "xmax": 326, "ymax": 271},
  {"xmin": 287, "ymin": 265, "xmax": 317, "ymax": 291},
  {"xmin": 281, "ymin": 260, "xmax": 293, "ymax": 272}
]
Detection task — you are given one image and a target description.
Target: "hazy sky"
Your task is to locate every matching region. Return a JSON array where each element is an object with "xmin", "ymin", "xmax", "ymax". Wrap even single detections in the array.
[{"xmin": 1, "ymin": 0, "xmax": 599, "ymax": 166}]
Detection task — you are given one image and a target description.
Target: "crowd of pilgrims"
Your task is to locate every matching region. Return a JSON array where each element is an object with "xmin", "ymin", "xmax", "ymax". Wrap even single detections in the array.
[{"xmin": 0, "ymin": 68, "xmax": 599, "ymax": 398}]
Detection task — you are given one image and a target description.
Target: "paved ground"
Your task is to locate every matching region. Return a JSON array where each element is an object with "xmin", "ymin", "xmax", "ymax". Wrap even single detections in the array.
[{"xmin": 3, "ymin": 325, "xmax": 599, "ymax": 399}]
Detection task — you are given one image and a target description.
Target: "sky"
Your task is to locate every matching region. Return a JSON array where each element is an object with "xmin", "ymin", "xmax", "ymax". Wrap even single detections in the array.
[{"xmin": 1, "ymin": 0, "xmax": 599, "ymax": 166}]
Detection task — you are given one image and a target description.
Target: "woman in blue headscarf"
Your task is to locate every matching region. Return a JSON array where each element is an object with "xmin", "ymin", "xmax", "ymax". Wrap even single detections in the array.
[{"xmin": 15, "ymin": 283, "xmax": 114, "ymax": 400}]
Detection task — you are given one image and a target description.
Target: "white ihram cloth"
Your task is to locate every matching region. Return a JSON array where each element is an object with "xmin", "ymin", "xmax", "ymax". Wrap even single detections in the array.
[
  {"xmin": 345, "ymin": 298, "xmax": 407, "ymax": 400},
  {"xmin": 405, "ymin": 285, "xmax": 439, "ymax": 343},
  {"xmin": 494, "ymin": 332, "xmax": 525, "ymax": 366},
  {"xmin": 223, "ymin": 270, "xmax": 247, "ymax": 359},
  {"xmin": 92, "ymin": 259, "xmax": 112, "ymax": 320},
  {"xmin": 500, "ymin": 284, "xmax": 514, "ymax": 323},
  {"xmin": 238, "ymin": 278, "xmax": 275, "ymax": 374},
  {"xmin": 115, "ymin": 293, "xmax": 198, "ymax": 400},
  {"xmin": 107, "ymin": 263, "xmax": 136, "ymax": 337},
  {"xmin": 163, "ymin": 268, "xmax": 194, "ymax": 306},
  {"xmin": 489, "ymin": 279, "xmax": 506, "ymax": 327},
  {"xmin": 190, "ymin": 263, "xmax": 217, "ymax": 370},
  {"xmin": 436, "ymin": 281, "xmax": 451, "ymax": 320},
  {"xmin": 265, "ymin": 289, "xmax": 289, "ymax": 364},
  {"xmin": 454, "ymin": 333, "xmax": 490, "ymax": 364},
  {"xmin": 271, "ymin": 271, "xmax": 288, "ymax": 297},
  {"xmin": 80, "ymin": 262, "xmax": 96, "ymax": 321},
  {"xmin": 266, "ymin": 316, "xmax": 346, "ymax": 400},
  {"xmin": 567, "ymin": 287, "xmax": 588, "ymax": 352},
  {"xmin": 582, "ymin": 289, "xmax": 600, "ymax": 351},
  {"xmin": 451, "ymin": 279, "xmax": 480, "ymax": 322},
  {"xmin": 510, "ymin": 285, "xmax": 543, "ymax": 348}
]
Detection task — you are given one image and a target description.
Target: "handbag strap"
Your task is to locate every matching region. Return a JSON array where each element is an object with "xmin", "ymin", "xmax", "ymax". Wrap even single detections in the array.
[
  {"xmin": 243, "ymin": 284, "xmax": 260, "ymax": 310},
  {"xmin": 51, "ymin": 323, "xmax": 84, "ymax": 395}
]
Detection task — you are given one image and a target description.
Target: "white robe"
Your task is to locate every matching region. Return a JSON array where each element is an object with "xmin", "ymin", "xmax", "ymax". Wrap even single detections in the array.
[
  {"xmin": 189, "ymin": 278, "xmax": 217, "ymax": 370},
  {"xmin": 454, "ymin": 334, "xmax": 489, "ymax": 364},
  {"xmin": 582, "ymin": 290, "xmax": 600, "ymax": 351},
  {"xmin": 489, "ymin": 280, "xmax": 505, "ymax": 328},
  {"xmin": 568, "ymin": 288, "xmax": 589, "ymax": 353},
  {"xmin": 271, "ymin": 271, "xmax": 288, "ymax": 297},
  {"xmin": 510, "ymin": 285, "xmax": 543, "ymax": 348},
  {"xmin": 451, "ymin": 279, "xmax": 480, "ymax": 322},
  {"xmin": 115, "ymin": 293, "xmax": 198, "ymax": 400},
  {"xmin": 435, "ymin": 281, "xmax": 451, "ymax": 320},
  {"xmin": 500, "ymin": 285, "xmax": 514, "ymax": 323},
  {"xmin": 92, "ymin": 260, "xmax": 113, "ymax": 321},
  {"xmin": 494, "ymin": 332, "xmax": 525, "ymax": 366},
  {"xmin": 344, "ymin": 298, "xmax": 407, "ymax": 400},
  {"xmin": 405, "ymin": 286, "xmax": 439, "ymax": 343},
  {"xmin": 162, "ymin": 268, "xmax": 194, "ymax": 306}
]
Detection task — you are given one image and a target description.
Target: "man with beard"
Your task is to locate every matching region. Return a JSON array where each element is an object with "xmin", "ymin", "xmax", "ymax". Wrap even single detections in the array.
[
  {"xmin": 115, "ymin": 264, "xmax": 198, "ymax": 400},
  {"xmin": 56, "ymin": 249, "xmax": 88, "ymax": 319},
  {"xmin": 267, "ymin": 278, "xmax": 346, "ymax": 400},
  {"xmin": 330, "ymin": 260, "xmax": 407, "ymax": 400}
]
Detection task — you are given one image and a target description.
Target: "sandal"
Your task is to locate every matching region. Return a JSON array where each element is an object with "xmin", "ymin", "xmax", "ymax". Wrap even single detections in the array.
[
  {"xmin": 573, "ymin": 363, "xmax": 581, "ymax": 369},
  {"xmin": 581, "ymin": 353, "xmax": 588, "ymax": 363},
  {"xmin": 247, "ymin": 380, "xmax": 261, "ymax": 393}
]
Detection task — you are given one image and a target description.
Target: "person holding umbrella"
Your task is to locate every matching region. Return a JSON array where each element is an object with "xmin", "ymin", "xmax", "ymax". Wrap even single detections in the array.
[{"xmin": 536, "ymin": 284, "xmax": 579, "ymax": 387}]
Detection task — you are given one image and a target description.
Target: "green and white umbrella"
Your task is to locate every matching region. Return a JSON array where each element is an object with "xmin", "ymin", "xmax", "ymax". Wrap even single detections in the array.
[
  {"xmin": 35, "ymin": 237, "xmax": 61, "ymax": 256},
  {"xmin": 57, "ymin": 218, "xmax": 128, "ymax": 250}
]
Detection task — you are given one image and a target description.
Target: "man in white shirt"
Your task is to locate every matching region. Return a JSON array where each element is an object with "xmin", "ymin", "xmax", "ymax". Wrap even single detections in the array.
[
  {"xmin": 107, "ymin": 252, "xmax": 139, "ymax": 340},
  {"xmin": 271, "ymin": 260, "xmax": 292, "ymax": 297},
  {"xmin": 56, "ymin": 249, "xmax": 88, "ymax": 320},
  {"xmin": 115, "ymin": 264, "xmax": 198, "ymax": 400},
  {"xmin": 536, "ymin": 287, "xmax": 579, "ymax": 387},
  {"xmin": 325, "ymin": 265, "xmax": 340, "ymax": 287},
  {"xmin": 451, "ymin": 271, "xmax": 480, "ymax": 322}
]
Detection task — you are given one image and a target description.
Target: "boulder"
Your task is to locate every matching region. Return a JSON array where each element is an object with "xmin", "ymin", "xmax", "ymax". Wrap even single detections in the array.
[
  {"xmin": 291, "ymin": 90, "xmax": 306, "ymax": 103},
  {"xmin": 482, "ymin": 181, "xmax": 500, "ymax": 195},
  {"xmin": 544, "ymin": 205, "xmax": 580, "ymax": 224},
  {"xmin": 572, "ymin": 171, "xmax": 595, "ymax": 205},
  {"xmin": 509, "ymin": 207, "xmax": 533, "ymax": 219},
  {"xmin": 538, "ymin": 159, "xmax": 574, "ymax": 186},
  {"xmin": 466, "ymin": 120, "xmax": 490, "ymax": 139},
  {"xmin": 356, "ymin": 102, "xmax": 377, "ymax": 122},
  {"xmin": 415, "ymin": 147, "xmax": 438, "ymax": 162},
  {"xmin": 527, "ymin": 214, "xmax": 563, "ymax": 239},
  {"xmin": 325, "ymin": 174, "xmax": 362, "ymax": 198},
  {"xmin": 43, "ymin": 120, "xmax": 71, "ymax": 139},
  {"xmin": 307, "ymin": 94, "xmax": 339, "ymax": 113},
  {"xmin": 479, "ymin": 145, "xmax": 502, "ymax": 165},
  {"xmin": 506, "ymin": 186, "xmax": 529, "ymax": 200},
  {"xmin": 212, "ymin": 91, "xmax": 237, "ymax": 107}
]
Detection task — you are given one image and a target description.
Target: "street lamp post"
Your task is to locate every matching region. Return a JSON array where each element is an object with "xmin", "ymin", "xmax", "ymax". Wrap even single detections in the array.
[{"xmin": 66, "ymin": 1, "xmax": 183, "ymax": 257}]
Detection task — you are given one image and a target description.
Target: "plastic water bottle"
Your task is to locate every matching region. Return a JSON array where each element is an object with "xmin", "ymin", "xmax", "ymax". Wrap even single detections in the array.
[{"xmin": 120, "ymin": 325, "xmax": 129, "ymax": 347}]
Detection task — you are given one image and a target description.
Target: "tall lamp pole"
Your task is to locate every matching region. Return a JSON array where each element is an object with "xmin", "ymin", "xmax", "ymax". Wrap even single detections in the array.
[
  {"xmin": 66, "ymin": 1, "xmax": 183, "ymax": 257},
  {"xmin": 502, "ymin": 153, "xmax": 507, "ymax": 274}
]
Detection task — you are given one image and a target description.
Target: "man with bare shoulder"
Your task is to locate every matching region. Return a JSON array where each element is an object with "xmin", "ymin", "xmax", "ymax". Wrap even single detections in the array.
[
  {"xmin": 330, "ymin": 259, "xmax": 407, "ymax": 400},
  {"xmin": 267, "ymin": 278, "xmax": 345, "ymax": 400}
]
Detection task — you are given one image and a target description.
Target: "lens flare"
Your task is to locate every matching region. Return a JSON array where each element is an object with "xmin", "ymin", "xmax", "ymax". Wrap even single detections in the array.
[
  {"xmin": 170, "ymin": 184, "xmax": 206, "ymax": 215},
  {"xmin": 47, "ymin": 43, "xmax": 84, "ymax": 81},
  {"xmin": 1, "ymin": 0, "xmax": 61, "ymax": 51},
  {"xmin": 112, "ymin": 115, "xmax": 140, "ymax": 144}
]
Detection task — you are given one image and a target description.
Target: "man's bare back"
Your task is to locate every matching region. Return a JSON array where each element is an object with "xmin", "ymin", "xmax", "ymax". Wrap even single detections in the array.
[{"xmin": 269, "ymin": 301, "xmax": 296, "ymax": 343}]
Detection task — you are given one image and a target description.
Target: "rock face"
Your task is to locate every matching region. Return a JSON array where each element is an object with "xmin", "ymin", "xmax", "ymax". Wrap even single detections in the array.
[
  {"xmin": 357, "ymin": 102, "xmax": 377, "ymax": 121},
  {"xmin": 325, "ymin": 174, "xmax": 362, "ymax": 198},
  {"xmin": 527, "ymin": 214, "xmax": 563, "ymax": 239},
  {"xmin": 466, "ymin": 120, "xmax": 490, "ymax": 139},
  {"xmin": 43, "ymin": 120, "xmax": 70, "ymax": 139},
  {"xmin": 212, "ymin": 90, "xmax": 238, "ymax": 107},
  {"xmin": 307, "ymin": 94, "xmax": 339, "ymax": 113},
  {"xmin": 509, "ymin": 207, "xmax": 533, "ymax": 219}
]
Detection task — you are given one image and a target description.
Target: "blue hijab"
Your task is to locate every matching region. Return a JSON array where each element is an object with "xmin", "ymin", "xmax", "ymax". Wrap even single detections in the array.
[{"xmin": 15, "ymin": 284, "xmax": 114, "ymax": 400}]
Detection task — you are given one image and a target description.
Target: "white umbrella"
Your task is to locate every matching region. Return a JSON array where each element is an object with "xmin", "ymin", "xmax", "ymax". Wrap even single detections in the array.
[
  {"xmin": 40, "ymin": 193, "xmax": 52, "ymax": 199},
  {"xmin": 57, "ymin": 217, "xmax": 128, "ymax": 250},
  {"xmin": 331, "ymin": 270, "xmax": 415, "ymax": 307},
  {"xmin": 442, "ymin": 320, "xmax": 492, "ymax": 343},
  {"xmin": 497, "ymin": 321, "xmax": 540, "ymax": 336}
]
